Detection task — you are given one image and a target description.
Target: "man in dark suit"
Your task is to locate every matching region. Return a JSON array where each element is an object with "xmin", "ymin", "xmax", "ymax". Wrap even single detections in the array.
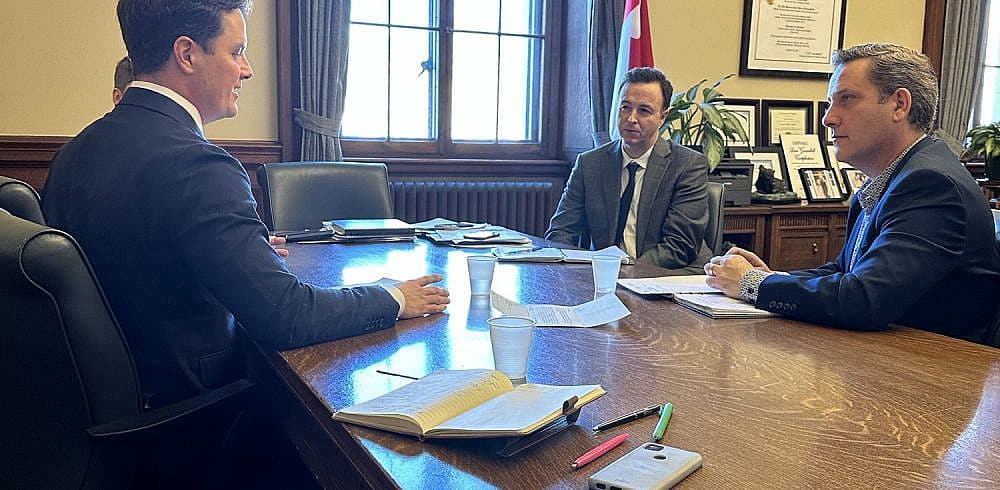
[
  {"xmin": 43, "ymin": 0, "xmax": 450, "ymax": 408},
  {"xmin": 545, "ymin": 67, "xmax": 711, "ymax": 273},
  {"xmin": 706, "ymin": 43, "xmax": 1000, "ymax": 341}
]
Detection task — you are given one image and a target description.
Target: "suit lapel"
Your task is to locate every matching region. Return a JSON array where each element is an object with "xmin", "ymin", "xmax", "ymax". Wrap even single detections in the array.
[
  {"xmin": 634, "ymin": 139, "xmax": 671, "ymax": 251},
  {"xmin": 601, "ymin": 142, "xmax": 624, "ymax": 244}
]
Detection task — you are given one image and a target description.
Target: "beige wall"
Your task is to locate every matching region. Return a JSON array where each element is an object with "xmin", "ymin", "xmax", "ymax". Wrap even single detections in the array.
[
  {"xmin": 0, "ymin": 0, "xmax": 276, "ymax": 140},
  {"xmin": 0, "ymin": 1, "xmax": 925, "ymax": 141},
  {"xmin": 649, "ymin": 1, "xmax": 926, "ymax": 101}
]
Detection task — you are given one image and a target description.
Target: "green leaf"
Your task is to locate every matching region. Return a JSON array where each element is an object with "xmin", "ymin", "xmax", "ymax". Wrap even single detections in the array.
[
  {"xmin": 702, "ymin": 128, "xmax": 725, "ymax": 171},
  {"xmin": 700, "ymin": 103, "xmax": 724, "ymax": 128}
]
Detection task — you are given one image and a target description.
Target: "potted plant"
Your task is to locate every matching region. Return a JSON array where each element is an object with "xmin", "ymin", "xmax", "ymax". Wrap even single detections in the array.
[
  {"xmin": 964, "ymin": 122, "xmax": 1000, "ymax": 180},
  {"xmin": 661, "ymin": 74, "xmax": 751, "ymax": 170}
]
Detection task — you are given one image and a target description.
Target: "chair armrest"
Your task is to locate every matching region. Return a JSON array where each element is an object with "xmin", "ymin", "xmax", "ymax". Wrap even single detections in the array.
[{"xmin": 87, "ymin": 379, "xmax": 255, "ymax": 440}]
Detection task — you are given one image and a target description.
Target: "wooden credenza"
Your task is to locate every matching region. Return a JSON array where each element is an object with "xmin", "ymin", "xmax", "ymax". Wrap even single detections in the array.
[{"xmin": 722, "ymin": 202, "xmax": 849, "ymax": 270}]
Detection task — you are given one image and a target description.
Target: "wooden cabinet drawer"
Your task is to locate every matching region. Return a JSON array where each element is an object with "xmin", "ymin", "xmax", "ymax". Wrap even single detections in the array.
[{"xmin": 771, "ymin": 232, "xmax": 830, "ymax": 270}]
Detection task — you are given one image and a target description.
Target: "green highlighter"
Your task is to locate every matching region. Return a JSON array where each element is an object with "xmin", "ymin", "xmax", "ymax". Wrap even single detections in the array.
[{"xmin": 651, "ymin": 402, "xmax": 673, "ymax": 442}]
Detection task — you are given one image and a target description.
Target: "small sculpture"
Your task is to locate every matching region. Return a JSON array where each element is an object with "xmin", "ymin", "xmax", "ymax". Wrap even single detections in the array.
[
  {"xmin": 751, "ymin": 167, "xmax": 799, "ymax": 204},
  {"xmin": 754, "ymin": 167, "xmax": 787, "ymax": 194}
]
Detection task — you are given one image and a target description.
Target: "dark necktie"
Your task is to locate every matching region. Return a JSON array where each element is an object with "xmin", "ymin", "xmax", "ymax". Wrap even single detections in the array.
[{"xmin": 616, "ymin": 161, "xmax": 639, "ymax": 246}]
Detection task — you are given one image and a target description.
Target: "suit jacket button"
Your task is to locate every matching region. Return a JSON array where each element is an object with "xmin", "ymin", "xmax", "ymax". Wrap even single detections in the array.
[{"xmin": 768, "ymin": 301, "xmax": 776, "ymax": 308}]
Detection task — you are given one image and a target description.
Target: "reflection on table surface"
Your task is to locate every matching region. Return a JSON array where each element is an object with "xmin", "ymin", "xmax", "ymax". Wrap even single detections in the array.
[{"xmin": 264, "ymin": 239, "xmax": 1000, "ymax": 489}]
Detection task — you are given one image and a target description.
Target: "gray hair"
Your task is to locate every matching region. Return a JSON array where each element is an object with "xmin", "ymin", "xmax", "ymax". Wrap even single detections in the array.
[{"xmin": 831, "ymin": 43, "xmax": 938, "ymax": 133}]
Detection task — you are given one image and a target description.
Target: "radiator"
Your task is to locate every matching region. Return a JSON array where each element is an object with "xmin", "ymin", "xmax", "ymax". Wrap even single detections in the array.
[{"xmin": 390, "ymin": 181, "xmax": 559, "ymax": 236}]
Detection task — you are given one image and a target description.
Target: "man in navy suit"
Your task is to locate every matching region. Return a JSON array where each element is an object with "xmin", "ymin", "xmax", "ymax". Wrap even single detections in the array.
[
  {"xmin": 43, "ymin": 0, "xmax": 450, "ymax": 408},
  {"xmin": 706, "ymin": 44, "xmax": 1000, "ymax": 341},
  {"xmin": 545, "ymin": 67, "xmax": 711, "ymax": 273}
]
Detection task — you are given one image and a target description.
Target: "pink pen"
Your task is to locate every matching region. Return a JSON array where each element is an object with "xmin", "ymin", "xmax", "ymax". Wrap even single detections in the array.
[{"xmin": 571, "ymin": 433, "xmax": 630, "ymax": 469}]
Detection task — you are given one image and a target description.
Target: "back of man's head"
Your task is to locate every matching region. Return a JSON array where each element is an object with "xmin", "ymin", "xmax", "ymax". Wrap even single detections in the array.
[
  {"xmin": 831, "ymin": 43, "xmax": 938, "ymax": 133},
  {"xmin": 621, "ymin": 67, "xmax": 673, "ymax": 112},
  {"xmin": 117, "ymin": 0, "xmax": 253, "ymax": 76}
]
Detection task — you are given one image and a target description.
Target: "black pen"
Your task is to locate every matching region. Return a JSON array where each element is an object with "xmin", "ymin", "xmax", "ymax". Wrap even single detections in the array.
[
  {"xmin": 375, "ymin": 369, "xmax": 419, "ymax": 380},
  {"xmin": 592, "ymin": 404, "xmax": 661, "ymax": 432}
]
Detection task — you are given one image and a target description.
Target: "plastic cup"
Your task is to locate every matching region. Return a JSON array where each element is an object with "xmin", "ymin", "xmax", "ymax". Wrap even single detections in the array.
[
  {"xmin": 488, "ymin": 316, "xmax": 535, "ymax": 380},
  {"xmin": 467, "ymin": 255, "xmax": 496, "ymax": 296},
  {"xmin": 592, "ymin": 254, "xmax": 621, "ymax": 299}
]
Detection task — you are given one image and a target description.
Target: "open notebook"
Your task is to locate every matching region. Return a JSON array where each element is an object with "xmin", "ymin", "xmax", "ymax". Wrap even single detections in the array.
[{"xmin": 333, "ymin": 369, "xmax": 605, "ymax": 438}]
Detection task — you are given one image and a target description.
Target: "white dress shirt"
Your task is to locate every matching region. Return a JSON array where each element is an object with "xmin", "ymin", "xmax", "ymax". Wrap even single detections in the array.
[{"xmin": 620, "ymin": 145, "xmax": 654, "ymax": 258}]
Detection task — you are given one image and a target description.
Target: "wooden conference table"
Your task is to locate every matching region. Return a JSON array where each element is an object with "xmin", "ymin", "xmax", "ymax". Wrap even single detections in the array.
[{"xmin": 247, "ymin": 238, "xmax": 1000, "ymax": 489}]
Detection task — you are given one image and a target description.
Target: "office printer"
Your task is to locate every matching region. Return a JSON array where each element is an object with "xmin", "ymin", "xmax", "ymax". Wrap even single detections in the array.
[{"xmin": 709, "ymin": 159, "xmax": 752, "ymax": 206}]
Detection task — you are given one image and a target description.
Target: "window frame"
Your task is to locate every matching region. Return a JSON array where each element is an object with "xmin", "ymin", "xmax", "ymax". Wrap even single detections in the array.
[{"xmin": 339, "ymin": 0, "xmax": 563, "ymax": 160}]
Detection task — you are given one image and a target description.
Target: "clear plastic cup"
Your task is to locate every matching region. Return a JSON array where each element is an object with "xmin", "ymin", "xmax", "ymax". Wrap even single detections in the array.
[
  {"xmin": 592, "ymin": 254, "xmax": 621, "ymax": 299},
  {"xmin": 467, "ymin": 255, "xmax": 496, "ymax": 296},
  {"xmin": 488, "ymin": 316, "xmax": 535, "ymax": 380}
]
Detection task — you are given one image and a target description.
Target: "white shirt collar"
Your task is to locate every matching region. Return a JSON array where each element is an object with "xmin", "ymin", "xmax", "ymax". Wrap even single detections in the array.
[
  {"xmin": 621, "ymin": 142, "xmax": 655, "ymax": 169},
  {"xmin": 129, "ymin": 81, "xmax": 205, "ymax": 134}
]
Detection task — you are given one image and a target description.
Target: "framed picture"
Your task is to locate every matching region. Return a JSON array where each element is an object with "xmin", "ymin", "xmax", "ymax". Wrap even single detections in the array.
[
  {"xmin": 824, "ymin": 144, "xmax": 853, "ymax": 194},
  {"xmin": 732, "ymin": 147, "xmax": 785, "ymax": 191},
  {"xmin": 817, "ymin": 101, "xmax": 833, "ymax": 143},
  {"xmin": 717, "ymin": 98, "xmax": 761, "ymax": 147},
  {"xmin": 739, "ymin": 0, "xmax": 847, "ymax": 78},
  {"xmin": 779, "ymin": 133, "xmax": 826, "ymax": 199},
  {"xmin": 799, "ymin": 168, "xmax": 843, "ymax": 202},
  {"xmin": 762, "ymin": 100, "xmax": 814, "ymax": 146},
  {"xmin": 841, "ymin": 168, "xmax": 868, "ymax": 195}
]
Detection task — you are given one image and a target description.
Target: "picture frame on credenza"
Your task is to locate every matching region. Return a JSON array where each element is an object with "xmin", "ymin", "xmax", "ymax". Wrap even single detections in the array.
[
  {"xmin": 779, "ymin": 133, "xmax": 826, "ymax": 199},
  {"xmin": 800, "ymin": 168, "xmax": 844, "ymax": 202}
]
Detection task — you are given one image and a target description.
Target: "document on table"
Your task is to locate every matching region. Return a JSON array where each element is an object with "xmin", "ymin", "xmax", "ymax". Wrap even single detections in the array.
[
  {"xmin": 489, "ymin": 291, "xmax": 630, "ymax": 327},
  {"xmin": 617, "ymin": 275, "xmax": 716, "ymax": 296}
]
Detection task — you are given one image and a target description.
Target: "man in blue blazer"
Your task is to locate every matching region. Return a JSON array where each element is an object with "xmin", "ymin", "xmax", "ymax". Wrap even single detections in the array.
[
  {"xmin": 707, "ymin": 44, "xmax": 1000, "ymax": 341},
  {"xmin": 546, "ymin": 67, "xmax": 712, "ymax": 273},
  {"xmin": 42, "ymin": 0, "xmax": 450, "ymax": 407}
]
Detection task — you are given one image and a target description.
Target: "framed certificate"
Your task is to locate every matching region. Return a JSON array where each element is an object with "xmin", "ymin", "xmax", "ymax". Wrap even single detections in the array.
[
  {"xmin": 762, "ymin": 100, "xmax": 813, "ymax": 146},
  {"xmin": 718, "ymin": 98, "xmax": 761, "ymax": 147},
  {"xmin": 739, "ymin": 0, "xmax": 847, "ymax": 78},
  {"xmin": 779, "ymin": 133, "xmax": 826, "ymax": 199},
  {"xmin": 733, "ymin": 147, "xmax": 786, "ymax": 192}
]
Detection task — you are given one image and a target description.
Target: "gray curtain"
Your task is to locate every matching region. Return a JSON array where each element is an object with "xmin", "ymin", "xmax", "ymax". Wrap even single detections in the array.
[
  {"xmin": 295, "ymin": 0, "xmax": 351, "ymax": 161},
  {"xmin": 588, "ymin": 0, "xmax": 625, "ymax": 148},
  {"xmin": 937, "ymin": 0, "xmax": 988, "ymax": 142}
]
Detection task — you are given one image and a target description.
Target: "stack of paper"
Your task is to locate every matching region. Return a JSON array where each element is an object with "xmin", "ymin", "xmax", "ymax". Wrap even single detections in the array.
[
  {"xmin": 617, "ymin": 275, "xmax": 716, "ymax": 296},
  {"xmin": 423, "ymin": 227, "xmax": 531, "ymax": 247},
  {"xmin": 493, "ymin": 245, "xmax": 633, "ymax": 264},
  {"xmin": 617, "ymin": 275, "xmax": 775, "ymax": 319},
  {"xmin": 672, "ymin": 294, "xmax": 776, "ymax": 319}
]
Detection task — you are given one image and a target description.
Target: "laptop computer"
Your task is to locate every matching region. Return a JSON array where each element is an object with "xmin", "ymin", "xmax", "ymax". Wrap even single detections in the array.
[{"xmin": 324, "ymin": 218, "xmax": 416, "ymax": 237}]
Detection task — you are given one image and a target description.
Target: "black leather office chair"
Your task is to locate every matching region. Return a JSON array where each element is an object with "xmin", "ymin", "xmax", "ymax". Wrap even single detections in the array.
[
  {"xmin": 0, "ymin": 212, "xmax": 254, "ymax": 489},
  {"xmin": 0, "ymin": 175, "xmax": 44, "ymax": 224},
  {"xmin": 257, "ymin": 161, "xmax": 394, "ymax": 231},
  {"xmin": 705, "ymin": 181, "xmax": 726, "ymax": 255}
]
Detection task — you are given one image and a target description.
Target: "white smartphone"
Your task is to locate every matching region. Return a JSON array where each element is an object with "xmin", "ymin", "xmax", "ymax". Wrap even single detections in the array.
[{"xmin": 588, "ymin": 443, "xmax": 703, "ymax": 490}]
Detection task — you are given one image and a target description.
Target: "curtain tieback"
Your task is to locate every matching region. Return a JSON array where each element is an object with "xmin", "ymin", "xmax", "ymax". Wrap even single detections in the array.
[{"xmin": 293, "ymin": 108, "xmax": 341, "ymax": 137}]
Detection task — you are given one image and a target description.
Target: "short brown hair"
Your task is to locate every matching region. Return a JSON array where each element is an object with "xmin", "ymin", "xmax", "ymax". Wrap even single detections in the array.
[
  {"xmin": 620, "ymin": 67, "xmax": 673, "ymax": 111},
  {"xmin": 831, "ymin": 43, "xmax": 938, "ymax": 133}
]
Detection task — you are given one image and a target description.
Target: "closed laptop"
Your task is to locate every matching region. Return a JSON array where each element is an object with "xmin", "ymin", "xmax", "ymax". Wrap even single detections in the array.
[{"xmin": 325, "ymin": 218, "xmax": 416, "ymax": 237}]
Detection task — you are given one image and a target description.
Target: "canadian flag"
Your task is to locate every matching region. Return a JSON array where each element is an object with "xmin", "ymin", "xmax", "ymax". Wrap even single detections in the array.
[{"xmin": 609, "ymin": 0, "xmax": 655, "ymax": 141}]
